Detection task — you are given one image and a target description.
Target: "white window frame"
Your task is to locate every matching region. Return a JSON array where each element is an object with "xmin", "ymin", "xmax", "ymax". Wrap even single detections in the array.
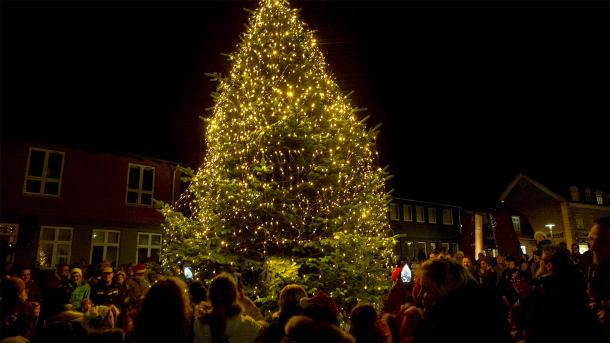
[
  {"xmin": 415, "ymin": 206, "xmax": 425, "ymax": 223},
  {"xmin": 442, "ymin": 209, "xmax": 454, "ymax": 225},
  {"xmin": 389, "ymin": 203, "xmax": 400, "ymax": 221},
  {"xmin": 0, "ymin": 224, "xmax": 19, "ymax": 265},
  {"xmin": 428, "ymin": 208, "xmax": 437, "ymax": 224},
  {"xmin": 23, "ymin": 147, "xmax": 65, "ymax": 197},
  {"xmin": 136, "ymin": 232, "xmax": 162, "ymax": 264},
  {"xmin": 38, "ymin": 226, "xmax": 72, "ymax": 269},
  {"xmin": 90, "ymin": 229, "xmax": 121, "ymax": 267},
  {"xmin": 595, "ymin": 191, "xmax": 604, "ymax": 205},
  {"xmin": 126, "ymin": 164, "xmax": 155, "ymax": 206},
  {"xmin": 512, "ymin": 216, "xmax": 521, "ymax": 232},
  {"xmin": 403, "ymin": 204, "xmax": 412, "ymax": 222}
]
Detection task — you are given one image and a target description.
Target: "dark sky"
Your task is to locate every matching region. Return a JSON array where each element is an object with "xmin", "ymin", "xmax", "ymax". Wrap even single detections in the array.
[{"xmin": 2, "ymin": 0, "xmax": 608, "ymax": 208}]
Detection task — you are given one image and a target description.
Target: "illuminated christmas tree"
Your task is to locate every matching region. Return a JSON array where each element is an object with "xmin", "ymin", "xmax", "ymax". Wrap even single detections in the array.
[{"xmin": 161, "ymin": 0, "xmax": 395, "ymax": 311}]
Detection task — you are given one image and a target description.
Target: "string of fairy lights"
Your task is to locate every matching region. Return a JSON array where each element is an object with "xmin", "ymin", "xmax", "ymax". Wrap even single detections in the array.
[{"xmin": 161, "ymin": 0, "xmax": 395, "ymax": 303}]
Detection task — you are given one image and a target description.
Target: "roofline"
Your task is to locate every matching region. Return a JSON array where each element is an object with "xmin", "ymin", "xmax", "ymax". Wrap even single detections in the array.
[
  {"xmin": 391, "ymin": 197, "xmax": 462, "ymax": 209},
  {"xmin": 499, "ymin": 173, "xmax": 566, "ymax": 202}
]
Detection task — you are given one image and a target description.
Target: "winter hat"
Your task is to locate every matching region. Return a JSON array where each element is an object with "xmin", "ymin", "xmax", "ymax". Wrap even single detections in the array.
[
  {"xmin": 71, "ymin": 268, "xmax": 83, "ymax": 277},
  {"xmin": 299, "ymin": 290, "xmax": 340, "ymax": 317},
  {"xmin": 101, "ymin": 267, "xmax": 113, "ymax": 274},
  {"xmin": 134, "ymin": 263, "xmax": 146, "ymax": 274}
]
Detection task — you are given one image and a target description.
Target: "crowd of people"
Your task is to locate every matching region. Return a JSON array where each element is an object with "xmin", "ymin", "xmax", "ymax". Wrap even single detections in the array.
[{"xmin": 1, "ymin": 216, "xmax": 608, "ymax": 343}]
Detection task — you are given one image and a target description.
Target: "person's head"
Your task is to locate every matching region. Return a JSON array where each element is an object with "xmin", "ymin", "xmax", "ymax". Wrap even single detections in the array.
[
  {"xmin": 101, "ymin": 267, "xmax": 114, "ymax": 284},
  {"xmin": 279, "ymin": 284, "xmax": 307, "ymax": 310},
  {"xmin": 20, "ymin": 268, "xmax": 32, "ymax": 283},
  {"xmin": 133, "ymin": 264, "xmax": 147, "ymax": 279},
  {"xmin": 284, "ymin": 315, "xmax": 355, "ymax": 343},
  {"xmin": 477, "ymin": 252, "xmax": 485, "ymax": 260},
  {"xmin": 115, "ymin": 271, "xmax": 126, "ymax": 285},
  {"xmin": 208, "ymin": 272, "xmax": 238, "ymax": 309},
  {"xmin": 571, "ymin": 243, "xmax": 580, "ymax": 253},
  {"xmin": 428, "ymin": 249, "xmax": 440, "ymax": 260},
  {"xmin": 417, "ymin": 259, "xmax": 476, "ymax": 308},
  {"xmin": 462, "ymin": 256, "xmax": 472, "ymax": 268},
  {"xmin": 540, "ymin": 245, "xmax": 575, "ymax": 278},
  {"xmin": 496, "ymin": 254, "xmax": 505, "ymax": 264},
  {"xmin": 480, "ymin": 259, "xmax": 489, "ymax": 270},
  {"xmin": 71, "ymin": 268, "xmax": 83, "ymax": 284},
  {"xmin": 532, "ymin": 250, "xmax": 541, "ymax": 262},
  {"xmin": 534, "ymin": 231, "xmax": 547, "ymax": 242},
  {"xmin": 506, "ymin": 258, "xmax": 516, "ymax": 270},
  {"xmin": 589, "ymin": 216, "xmax": 610, "ymax": 265},
  {"xmin": 349, "ymin": 303, "xmax": 378, "ymax": 337},
  {"xmin": 81, "ymin": 298, "xmax": 93, "ymax": 312},
  {"xmin": 126, "ymin": 264, "xmax": 135, "ymax": 276},
  {"xmin": 519, "ymin": 261, "xmax": 529, "ymax": 272},
  {"xmin": 58, "ymin": 263, "xmax": 70, "ymax": 279},
  {"xmin": 135, "ymin": 277, "xmax": 190, "ymax": 343},
  {"xmin": 188, "ymin": 280, "xmax": 207, "ymax": 304}
]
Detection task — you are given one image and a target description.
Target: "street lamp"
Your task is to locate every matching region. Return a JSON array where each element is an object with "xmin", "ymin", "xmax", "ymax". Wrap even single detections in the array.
[{"xmin": 545, "ymin": 223, "xmax": 555, "ymax": 240}]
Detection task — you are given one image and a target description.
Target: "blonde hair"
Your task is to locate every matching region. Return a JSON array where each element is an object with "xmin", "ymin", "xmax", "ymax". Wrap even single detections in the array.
[{"xmin": 420, "ymin": 259, "xmax": 476, "ymax": 300}]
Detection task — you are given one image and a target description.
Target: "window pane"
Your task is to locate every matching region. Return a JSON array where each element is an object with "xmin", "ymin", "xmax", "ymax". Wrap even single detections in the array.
[
  {"xmin": 106, "ymin": 247, "xmax": 118, "ymax": 266},
  {"xmin": 137, "ymin": 248, "xmax": 148, "ymax": 264},
  {"xmin": 38, "ymin": 243, "xmax": 54, "ymax": 268},
  {"xmin": 142, "ymin": 169, "xmax": 153, "ymax": 191},
  {"xmin": 128, "ymin": 167, "xmax": 140, "ymax": 189},
  {"xmin": 56, "ymin": 244, "xmax": 70, "ymax": 258},
  {"xmin": 127, "ymin": 191, "xmax": 138, "ymax": 204},
  {"xmin": 91, "ymin": 246, "xmax": 104, "ymax": 265},
  {"xmin": 46, "ymin": 153, "xmax": 63, "ymax": 179},
  {"xmin": 92, "ymin": 231, "xmax": 105, "ymax": 243},
  {"xmin": 151, "ymin": 234, "xmax": 161, "ymax": 246},
  {"xmin": 25, "ymin": 179, "xmax": 41, "ymax": 193},
  {"xmin": 140, "ymin": 193, "xmax": 152, "ymax": 205},
  {"xmin": 41, "ymin": 227, "xmax": 56, "ymax": 241},
  {"xmin": 57, "ymin": 229, "xmax": 72, "ymax": 242},
  {"xmin": 107, "ymin": 232, "xmax": 119, "ymax": 244},
  {"xmin": 28, "ymin": 150, "xmax": 45, "ymax": 177},
  {"xmin": 44, "ymin": 182, "xmax": 60, "ymax": 195},
  {"xmin": 138, "ymin": 234, "xmax": 149, "ymax": 246},
  {"xmin": 150, "ymin": 248, "xmax": 160, "ymax": 263}
]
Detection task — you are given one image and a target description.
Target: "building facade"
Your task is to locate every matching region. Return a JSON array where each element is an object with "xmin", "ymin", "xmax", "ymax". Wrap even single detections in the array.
[
  {"xmin": 499, "ymin": 173, "xmax": 609, "ymax": 252},
  {"xmin": 0, "ymin": 139, "xmax": 187, "ymax": 270},
  {"xmin": 389, "ymin": 197, "xmax": 461, "ymax": 261}
]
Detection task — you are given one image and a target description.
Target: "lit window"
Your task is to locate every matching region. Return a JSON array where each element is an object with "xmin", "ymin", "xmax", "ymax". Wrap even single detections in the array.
[
  {"xmin": 126, "ymin": 164, "xmax": 155, "ymax": 206},
  {"xmin": 578, "ymin": 244, "xmax": 589, "ymax": 254},
  {"xmin": 442, "ymin": 209, "xmax": 453, "ymax": 225},
  {"xmin": 416, "ymin": 206, "xmax": 425, "ymax": 223},
  {"xmin": 595, "ymin": 191, "xmax": 604, "ymax": 205},
  {"xmin": 512, "ymin": 216, "xmax": 521, "ymax": 232},
  {"xmin": 38, "ymin": 226, "xmax": 72, "ymax": 269},
  {"xmin": 428, "ymin": 208, "xmax": 437, "ymax": 224},
  {"xmin": 136, "ymin": 233, "xmax": 162, "ymax": 264},
  {"xmin": 91, "ymin": 230, "xmax": 120, "ymax": 267},
  {"xmin": 0, "ymin": 224, "xmax": 19, "ymax": 265},
  {"xmin": 576, "ymin": 216, "xmax": 584, "ymax": 229},
  {"xmin": 520, "ymin": 245, "xmax": 527, "ymax": 255},
  {"xmin": 403, "ymin": 204, "xmax": 412, "ymax": 222},
  {"xmin": 23, "ymin": 148, "xmax": 65, "ymax": 197}
]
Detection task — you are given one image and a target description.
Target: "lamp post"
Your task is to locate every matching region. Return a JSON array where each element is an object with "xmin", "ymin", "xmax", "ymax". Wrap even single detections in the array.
[{"xmin": 545, "ymin": 224, "xmax": 555, "ymax": 242}]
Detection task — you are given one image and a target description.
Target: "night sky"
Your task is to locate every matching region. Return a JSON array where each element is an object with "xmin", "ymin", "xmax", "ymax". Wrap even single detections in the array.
[{"xmin": 2, "ymin": 0, "xmax": 608, "ymax": 208}]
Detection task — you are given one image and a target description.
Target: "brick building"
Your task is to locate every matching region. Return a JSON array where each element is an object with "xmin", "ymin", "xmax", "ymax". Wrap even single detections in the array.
[
  {"xmin": 0, "ymin": 139, "xmax": 188, "ymax": 270},
  {"xmin": 499, "ymin": 173, "xmax": 609, "ymax": 252},
  {"xmin": 389, "ymin": 197, "xmax": 461, "ymax": 261}
]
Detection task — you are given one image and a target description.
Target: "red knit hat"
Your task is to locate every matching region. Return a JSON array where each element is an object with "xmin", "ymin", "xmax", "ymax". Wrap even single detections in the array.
[{"xmin": 134, "ymin": 263, "xmax": 147, "ymax": 274}]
